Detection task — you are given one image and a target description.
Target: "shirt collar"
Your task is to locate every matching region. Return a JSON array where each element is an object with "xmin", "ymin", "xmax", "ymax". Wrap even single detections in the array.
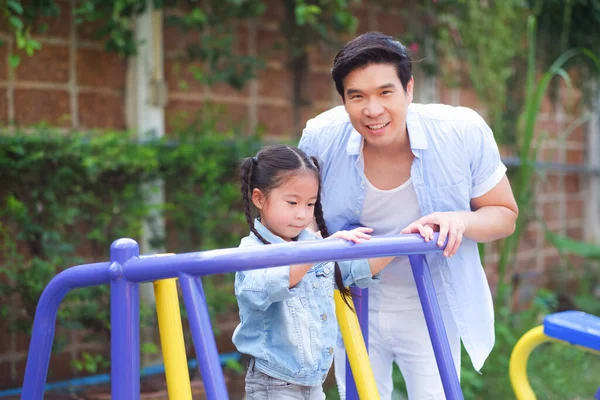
[
  {"xmin": 345, "ymin": 104, "xmax": 428, "ymax": 156},
  {"xmin": 406, "ymin": 104, "xmax": 428, "ymax": 150},
  {"xmin": 250, "ymin": 218, "xmax": 316, "ymax": 244}
]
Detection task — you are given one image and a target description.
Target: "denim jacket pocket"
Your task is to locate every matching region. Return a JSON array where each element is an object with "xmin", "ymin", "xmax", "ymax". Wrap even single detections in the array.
[
  {"xmin": 285, "ymin": 296, "xmax": 305, "ymax": 309},
  {"xmin": 282, "ymin": 295, "xmax": 310, "ymax": 372},
  {"xmin": 314, "ymin": 262, "xmax": 335, "ymax": 296}
]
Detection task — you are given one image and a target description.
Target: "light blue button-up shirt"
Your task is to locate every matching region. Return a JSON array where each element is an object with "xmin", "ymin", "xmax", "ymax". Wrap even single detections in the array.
[
  {"xmin": 232, "ymin": 219, "xmax": 381, "ymax": 385},
  {"xmin": 299, "ymin": 103, "xmax": 506, "ymax": 371}
]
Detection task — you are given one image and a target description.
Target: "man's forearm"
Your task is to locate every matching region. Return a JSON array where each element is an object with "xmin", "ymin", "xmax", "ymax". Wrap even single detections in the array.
[{"xmin": 462, "ymin": 206, "xmax": 518, "ymax": 243}]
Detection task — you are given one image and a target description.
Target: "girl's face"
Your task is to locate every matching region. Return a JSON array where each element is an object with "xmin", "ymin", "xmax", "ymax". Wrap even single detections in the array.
[{"xmin": 252, "ymin": 172, "xmax": 319, "ymax": 241}]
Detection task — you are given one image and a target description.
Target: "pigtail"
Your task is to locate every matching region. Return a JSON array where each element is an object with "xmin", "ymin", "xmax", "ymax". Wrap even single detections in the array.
[
  {"xmin": 240, "ymin": 157, "xmax": 270, "ymax": 245},
  {"xmin": 311, "ymin": 156, "xmax": 355, "ymax": 311}
]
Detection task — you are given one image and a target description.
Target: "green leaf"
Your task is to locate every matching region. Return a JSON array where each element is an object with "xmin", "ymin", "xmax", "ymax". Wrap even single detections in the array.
[
  {"xmin": 9, "ymin": 15, "xmax": 23, "ymax": 30},
  {"xmin": 7, "ymin": 0, "xmax": 24, "ymax": 15},
  {"xmin": 295, "ymin": 4, "xmax": 322, "ymax": 25},
  {"xmin": 544, "ymin": 230, "xmax": 600, "ymax": 260},
  {"xmin": 9, "ymin": 55, "xmax": 20, "ymax": 69},
  {"xmin": 71, "ymin": 359, "xmax": 83, "ymax": 371},
  {"xmin": 141, "ymin": 342, "xmax": 158, "ymax": 354},
  {"xmin": 25, "ymin": 39, "xmax": 41, "ymax": 56},
  {"xmin": 15, "ymin": 31, "xmax": 26, "ymax": 48}
]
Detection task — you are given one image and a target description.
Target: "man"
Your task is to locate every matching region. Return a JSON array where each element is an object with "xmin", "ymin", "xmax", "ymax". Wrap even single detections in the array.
[{"xmin": 299, "ymin": 32, "xmax": 518, "ymax": 399}]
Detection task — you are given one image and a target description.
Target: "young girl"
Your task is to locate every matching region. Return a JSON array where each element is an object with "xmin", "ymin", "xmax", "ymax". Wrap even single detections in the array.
[{"xmin": 232, "ymin": 144, "xmax": 433, "ymax": 399}]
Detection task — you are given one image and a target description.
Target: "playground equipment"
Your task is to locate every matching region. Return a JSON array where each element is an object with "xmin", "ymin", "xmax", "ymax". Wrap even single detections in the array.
[
  {"xmin": 509, "ymin": 310, "xmax": 600, "ymax": 400},
  {"xmin": 20, "ymin": 233, "xmax": 463, "ymax": 400}
]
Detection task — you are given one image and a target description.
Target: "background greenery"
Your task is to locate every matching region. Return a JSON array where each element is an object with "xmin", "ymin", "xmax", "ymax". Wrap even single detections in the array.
[{"xmin": 0, "ymin": 120, "xmax": 261, "ymax": 374}]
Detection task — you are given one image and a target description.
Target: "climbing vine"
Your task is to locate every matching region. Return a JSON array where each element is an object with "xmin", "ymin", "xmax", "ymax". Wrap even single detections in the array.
[
  {"xmin": 403, "ymin": 0, "xmax": 599, "ymax": 144},
  {"xmin": 0, "ymin": 0, "xmax": 359, "ymax": 93}
]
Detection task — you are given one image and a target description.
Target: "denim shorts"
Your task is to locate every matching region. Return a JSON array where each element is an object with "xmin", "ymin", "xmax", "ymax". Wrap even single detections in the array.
[{"xmin": 245, "ymin": 357, "xmax": 326, "ymax": 400}]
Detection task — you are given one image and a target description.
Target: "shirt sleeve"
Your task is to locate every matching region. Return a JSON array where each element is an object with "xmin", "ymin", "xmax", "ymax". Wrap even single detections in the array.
[
  {"xmin": 298, "ymin": 127, "xmax": 320, "ymax": 160},
  {"xmin": 467, "ymin": 115, "xmax": 507, "ymax": 198},
  {"xmin": 234, "ymin": 238, "xmax": 300, "ymax": 311},
  {"xmin": 338, "ymin": 259, "xmax": 381, "ymax": 288}
]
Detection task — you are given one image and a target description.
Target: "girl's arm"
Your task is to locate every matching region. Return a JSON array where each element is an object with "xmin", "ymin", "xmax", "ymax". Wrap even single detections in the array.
[
  {"xmin": 332, "ymin": 225, "xmax": 434, "ymax": 288},
  {"xmin": 329, "ymin": 226, "xmax": 434, "ymax": 275},
  {"xmin": 289, "ymin": 228, "xmax": 373, "ymax": 287},
  {"xmin": 289, "ymin": 263, "xmax": 314, "ymax": 288},
  {"xmin": 294, "ymin": 223, "xmax": 434, "ymax": 288},
  {"xmin": 236, "ymin": 238, "xmax": 301, "ymax": 311}
]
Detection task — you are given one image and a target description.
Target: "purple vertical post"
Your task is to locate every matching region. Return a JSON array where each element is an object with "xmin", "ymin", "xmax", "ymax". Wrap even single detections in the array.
[
  {"xmin": 179, "ymin": 274, "xmax": 229, "ymax": 400},
  {"xmin": 408, "ymin": 254, "xmax": 463, "ymax": 400},
  {"xmin": 110, "ymin": 238, "xmax": 140, "ymax": 400},
  {"xmin": 345, "ymin": 287, "xmax": 368, "ymax": 400},
  {"xmin": 21, "ymin": 282, "xmax": 68, "ymax": 399},
  {"xmin": 21, "ymin": 261, "xmax": 111, "ymax": 400}
]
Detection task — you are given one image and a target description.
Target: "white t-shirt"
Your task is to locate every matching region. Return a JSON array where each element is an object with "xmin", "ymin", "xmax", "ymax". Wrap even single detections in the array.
[{"xmin": 360, "ymin": 169, "xmax": 447, "ymax": 312}]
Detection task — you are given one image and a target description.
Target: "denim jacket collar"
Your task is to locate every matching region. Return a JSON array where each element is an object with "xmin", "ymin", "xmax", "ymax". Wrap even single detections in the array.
[{"xmin": 250, "ymin": 218, "xmax": 316, "ymax": 244}]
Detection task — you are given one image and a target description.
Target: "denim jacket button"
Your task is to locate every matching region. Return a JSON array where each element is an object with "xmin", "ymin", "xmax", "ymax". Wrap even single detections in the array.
[
  {"xmin": 313, "ymin": 282, "xmax": 320, "ymax": 289},
  {"xmin": 321, "ymin": 313, "xmax": 327, "ymax": 321},
  {"xmin": 328, "ymin": 347, "xmax": 334, "ymax": 355}
]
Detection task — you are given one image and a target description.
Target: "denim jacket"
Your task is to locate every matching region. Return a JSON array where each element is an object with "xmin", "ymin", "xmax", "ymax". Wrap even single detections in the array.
[
  {"xmin": 299, "ymin": 103, "xmax": 507, "ymax": 371},
  {"xmin": 232, "ymin": 219, "xmax": 380, "ymax": 386}
]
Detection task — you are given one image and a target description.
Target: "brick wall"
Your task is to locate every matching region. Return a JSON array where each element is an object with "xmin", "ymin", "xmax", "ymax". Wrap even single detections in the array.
[{"xmin": 0, "ymin": 0, "xmax": 594, "ymax": 390}]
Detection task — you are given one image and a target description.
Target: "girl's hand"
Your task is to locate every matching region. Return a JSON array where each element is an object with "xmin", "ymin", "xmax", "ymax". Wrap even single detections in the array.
[
  {"xmin": 329, "ymin": 227, "xmax": 373, "ymax": 243},
  {"xmin": 400, "ymin": 222, "xmax": 435, "ymax": 244}
]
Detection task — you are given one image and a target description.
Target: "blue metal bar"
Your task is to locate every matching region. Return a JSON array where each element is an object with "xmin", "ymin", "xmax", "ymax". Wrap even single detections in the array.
[
  {"xmin": 179, "ymin": 274, "xmax": 229, "ymax": 400},
  {"xmin": 345, "ymin": 287, "xmax": 368, "ymax": 400},
  {"xmin": 1, "ymin": 353, "xmax": 241, "ymax": 398},
  {"xmin": 109, "ymin": 238, "xmax": 140, "ymax": 400},
  {"xmin": 409, "ymin": 254, "xmax": 463, "ymax": 400},
  {"xmin": 20, "ymin": 261, "xmax": 111, "ymax": 400},
  {"xmin": 123, "ymin": 234, "xmax": 442, "ymax": 283}
]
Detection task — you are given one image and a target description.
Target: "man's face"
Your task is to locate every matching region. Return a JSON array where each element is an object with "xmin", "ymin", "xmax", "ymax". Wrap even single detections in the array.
[{"xmin": 342, "ymin": 63, "xmax": 414, "ymax": 149}]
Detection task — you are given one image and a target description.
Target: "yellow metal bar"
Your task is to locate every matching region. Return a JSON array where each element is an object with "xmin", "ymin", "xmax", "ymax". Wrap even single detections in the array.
[
  {"xmin": 509, "ymin": 325, "xmax": 555, "ymax": 400},
  {"xmin": 510, "ymin": 324, "xmax": 600, "ymax": 400},
  {"xmin": 154, "ymin": 266, "xmax": 193, "ymax": 400},
  {"xmin": 334, "ymin": 290, "xmax": 380, "ymax": 400}
]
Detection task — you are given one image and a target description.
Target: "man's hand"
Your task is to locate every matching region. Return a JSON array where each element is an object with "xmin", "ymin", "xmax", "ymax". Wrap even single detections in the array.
[
  {"xmin": 402, "ymin": 176, "xmax": 519, "ymax": 257},
  {"xmin": 401, "ymin": 212, "xmax": 467, "ymax": 257}
]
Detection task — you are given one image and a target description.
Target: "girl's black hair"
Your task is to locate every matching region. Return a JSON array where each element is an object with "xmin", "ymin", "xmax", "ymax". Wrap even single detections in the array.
[{"xmin": 240, "ymin": 144, "xmax": 354, "ymax": 310}]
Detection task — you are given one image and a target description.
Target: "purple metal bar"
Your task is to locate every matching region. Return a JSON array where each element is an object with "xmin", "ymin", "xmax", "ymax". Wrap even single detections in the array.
[
  {"xmin": 123, "ymin": 234, "xmax": 441, "ymax": 283},
  {"xmin": 345, "ymin": 287, "xmax": 368, "ymax": 400},
  {"xmin": 179, "ymin": 274, "xmax": 229, "ymax": 400},
  {"xmin": 352, "ymin": 288, "xmax": 369, "ymax": 347},
  {"xmin": 110, "ymin": 239, "xmax": 141, "ymax": 400},
  {"xmin": 20, "ymin": 262, "xmax": 111, "ymax": 400},
  {"xmin": 409, "ymin": 254, "xmax": 463, "ymax": 400}
]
